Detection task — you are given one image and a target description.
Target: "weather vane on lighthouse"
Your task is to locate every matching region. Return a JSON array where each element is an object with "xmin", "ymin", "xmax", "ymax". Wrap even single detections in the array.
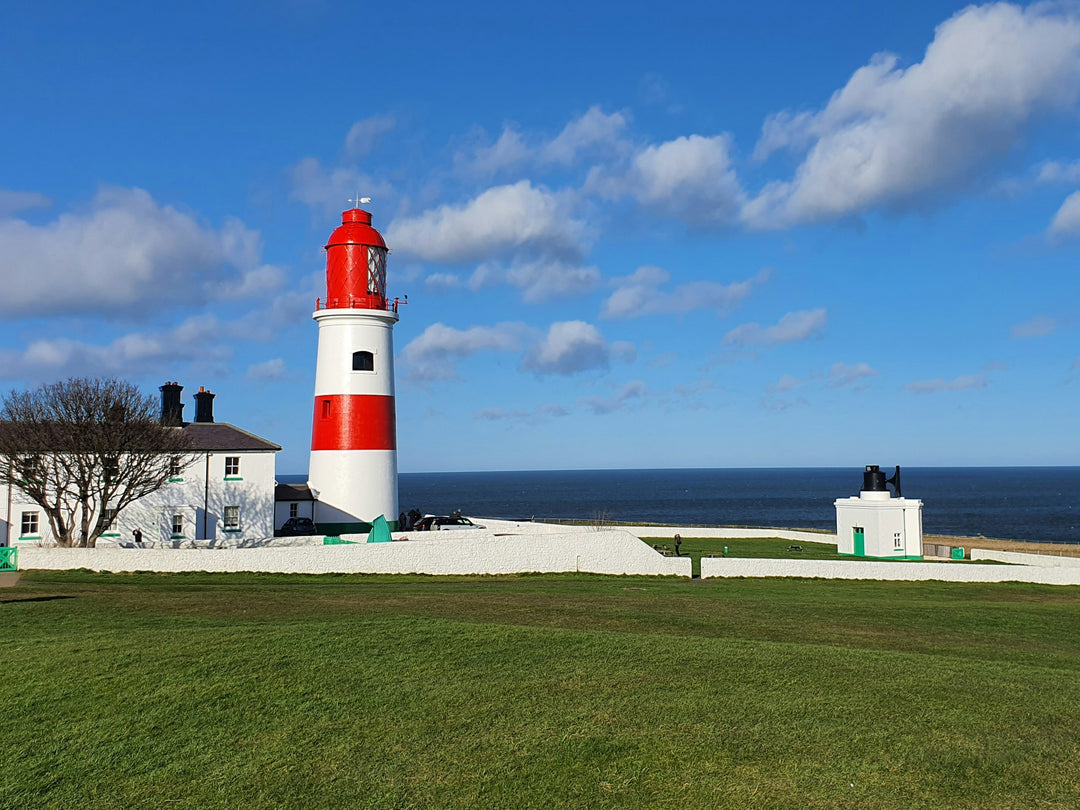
[{"xmin": 348, "ymin": 193, "xmax": 372, "ymax": 209}]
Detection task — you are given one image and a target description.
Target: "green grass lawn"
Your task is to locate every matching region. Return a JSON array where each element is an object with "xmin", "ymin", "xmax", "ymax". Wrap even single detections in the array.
[{"xmin": 3, "ymin": 570, "xmax": 1080, "ymax": 809}]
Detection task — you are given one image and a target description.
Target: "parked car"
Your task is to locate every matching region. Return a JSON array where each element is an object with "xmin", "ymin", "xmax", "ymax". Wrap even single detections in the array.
[
  {"xmin": 414, "ymin": 515, "xmax": 485, "ymax": 531},
  {"xmin": 279, "ymin": 517, "xmax": 316, "ymax": 536}
]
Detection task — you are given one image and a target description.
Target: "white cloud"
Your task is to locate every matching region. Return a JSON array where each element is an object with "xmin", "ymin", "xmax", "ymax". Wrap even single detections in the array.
[
  {"xmin": 639, "ymin": 73, "xmax": 684, "ymax": 113},
  {"xmin": 288, "ymin": 157, "xmax": 393, "ymax": 216},
  {"xmin": 904, "ymin": 373, "xmax": 989, "ymax": 393},
  {"xmin": 474, "ymin": 403, "xmax": 570, "ymax": 422},
  {"xmin": 456, "ymin": 107, "xmax": 629, "ymax": 176},
  {"xmin": 344, "ymin": 114, "xmax": 396, "ymax": 158},
  {"xmin": 1011, "ymin": 315, "xmax": 1057, "ymax": 338},
  {"xmin": 827, "ymin": 361, "xmax": 879, "ymax": 388},
  {"xmin": 766, "ymin": 373, "xmax": 806, "ymax": 394},
  {"xmin": 762, "ymin": 396, "xmax": 810, "ymax": 412},
  {"xmin": 522, "ymin": 321, "xmax": 619, "ymax": 376},
  {"xmin": 474, "ymin": 407, "xmax": 531, "ymax": 421},
  {"xmin": 0, "ymin": 189, "xmax": 51, "ymax": 217},
  {"xmin": 579, "ymin": 380, "xmax": 647, "ymax": 415},
  {"xmin": 0, "ymin": 314, "xmax": 231, "ymax": 383},
  {"xmin": 541, "ymin": 106, "xmax": 630, "ymax": 165},
  {"xmin": 601, "ymin": 265, "xmax": 768, "ymax": 320},
  {"xmin": 400, "ymin": 322, "xmax": 530, "ymax": 381},
  {"xmin": 0, "ymin": 187, "xmax": 279, "ymax": 318},
  {"xmin": 469, "ymin": 258, "xmax": 601, "ymax": 303},
  {"xmin": 386, "ymin": 181, "xmax": 586, "ymax": 265},
  {"xmin": 457, "ymin": 126, "xmax": 531, "ymax": 176},
  {"xmin": 1049, "ymin": 191, "xmax": 1080, "ymax": 238},
  {"xmin": 424, "ymin": 272, "xmax": 464, "ymax": 291},
  {"xmin": 247, "ymin": 358, "xmax": 287, "ymax": 380},
  {"xmin": 1036, "ymin": 159, "xmax": 1080, "ymax": 184},
  {"xmin": 723, "ymin": 308, "xmax": 827, "ymax": 348},
  {"xmin": 745, "ymin": 3, "xmax": 1080, "ymax": 228},
  {"xmin": 591, "ymin": 134, "xmax": 745, "ymax": 226}
]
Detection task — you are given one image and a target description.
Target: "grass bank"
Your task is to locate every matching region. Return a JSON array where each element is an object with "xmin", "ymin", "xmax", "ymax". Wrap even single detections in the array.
[{"xmin": 3, "ymin": 571, "xmax": 1080, "ymax": 808}]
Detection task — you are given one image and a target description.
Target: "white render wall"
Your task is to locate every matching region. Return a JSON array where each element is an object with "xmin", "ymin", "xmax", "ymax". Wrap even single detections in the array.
[
  {"xmin": 308, "ymin": 449, "xmax": 397, "ymax": 527},
  {"xmin": 477, "ymin": 519, "xmax": 836, "ymax": 544},
  {"xmin": 2, "ymin": 449, "xmax": 276, "ymax": 546},
  {"xmin": 18, "ymin": 529, "xmax": 692, "ymax": 577},
  {"xmin": 311, "ymin": 308, "xmax": 397, "ymax": 398},
  {"xmin": 700, "ymin": 556, "xmax": 1080, "ymax": 585},
  {"xmin": 835, "ymin": 493, "xmax": 923, "ymax": 557},
  {"xmin": 274, "ymin": 499, "xmax": 315, "ymax": 528},
  {"xmin": 970, "ymin": 548, "xmax": 1080, "ymax": 568},
  {"xmin": 309, "ymin": 307, "xmax": 399, "ymax": 527}
]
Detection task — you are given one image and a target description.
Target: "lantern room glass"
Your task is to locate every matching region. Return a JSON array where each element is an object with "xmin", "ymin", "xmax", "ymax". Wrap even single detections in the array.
[{"xmin": 367, "ymin": 246, "xmax": 387, "ymax": 297}]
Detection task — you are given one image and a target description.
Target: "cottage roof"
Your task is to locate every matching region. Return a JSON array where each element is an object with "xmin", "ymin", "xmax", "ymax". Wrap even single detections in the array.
[{"xmin": 181, "ymin": 422, "xmax": 281, "ymax": 452}]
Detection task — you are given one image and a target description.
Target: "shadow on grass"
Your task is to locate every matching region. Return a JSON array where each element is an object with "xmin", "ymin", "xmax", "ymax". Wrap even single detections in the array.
[{"xmin": 0, "ymin": 595, "xmax": 77, "ymax": 605}]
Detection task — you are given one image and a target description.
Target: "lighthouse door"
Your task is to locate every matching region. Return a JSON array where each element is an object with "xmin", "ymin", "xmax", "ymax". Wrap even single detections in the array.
[{"xmin": 853, "ymin": 526, "xmax": 865, "ymax": 556}]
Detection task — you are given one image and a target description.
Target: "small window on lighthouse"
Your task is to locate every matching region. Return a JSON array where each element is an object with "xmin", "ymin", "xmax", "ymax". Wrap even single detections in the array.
[
  {"xmin": 322, "ymin": 399, "xmax": 332, "ymax": 418},
  {"xmin": 353, "ymin": 351, "xmax": 375, "ymax": 372}
]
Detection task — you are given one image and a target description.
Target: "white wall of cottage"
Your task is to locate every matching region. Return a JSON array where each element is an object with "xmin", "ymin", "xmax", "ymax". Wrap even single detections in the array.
[{"xmin": 1, "ymin": 449, "xmax": 277, "ymax": 546}]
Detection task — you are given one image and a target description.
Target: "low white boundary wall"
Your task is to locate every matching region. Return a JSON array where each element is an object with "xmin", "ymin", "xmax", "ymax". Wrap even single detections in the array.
[
  {"xmin": 970, "ymin": 548, "xmax": 1080, "ymax": 568},
  {"xmin": 18, "ymin": 529, "xmax": 692, "ymax": 578},
  {"xmin": 700, "ymin": 557, "xmax": 1080, "ymax": 585},
  {"xmin": 477, "ymin": 519, "xmax": 835, "ymax": 545}
]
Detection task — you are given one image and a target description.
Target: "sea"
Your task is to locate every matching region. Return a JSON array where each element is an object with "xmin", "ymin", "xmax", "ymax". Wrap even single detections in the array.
[{"xmin": 279, "ymin": 467, "xmax": 1080, "ymax": 546}]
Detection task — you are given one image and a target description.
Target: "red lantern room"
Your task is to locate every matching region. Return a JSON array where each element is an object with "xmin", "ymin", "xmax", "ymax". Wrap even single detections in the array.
[{"xmin": 322, "ymin": 207, "xmax": 388, "ymax": 310}]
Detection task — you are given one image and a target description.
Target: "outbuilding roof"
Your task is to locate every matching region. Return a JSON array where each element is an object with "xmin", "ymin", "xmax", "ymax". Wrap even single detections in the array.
[{"xmin": 274, "ymin": 483, "xmax": 314, "ymax": 502}]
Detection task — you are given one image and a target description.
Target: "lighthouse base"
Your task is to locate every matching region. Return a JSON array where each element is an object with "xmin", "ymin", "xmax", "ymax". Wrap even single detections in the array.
[{"xmin": 308, "ymin": 449, "xmax": 399, "ymax": 534}]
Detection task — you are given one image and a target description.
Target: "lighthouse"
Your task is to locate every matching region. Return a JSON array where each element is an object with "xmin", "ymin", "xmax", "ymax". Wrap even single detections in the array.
[{"xmin": 308, "ymin": 202, "xmax": 401, "ymax": 533}]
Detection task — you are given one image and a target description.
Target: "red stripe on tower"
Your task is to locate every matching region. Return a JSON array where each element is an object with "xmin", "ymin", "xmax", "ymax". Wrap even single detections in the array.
[{"xmin": 311, "ymin": 394, "xmax": 396, "ymax": 451}]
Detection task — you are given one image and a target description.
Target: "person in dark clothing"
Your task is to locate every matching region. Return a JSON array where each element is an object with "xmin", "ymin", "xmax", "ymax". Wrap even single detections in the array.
[
  {"xmin": 407, "ymin": 508, "xmax": 422, "ymax": 530},
  {"xmin": 674, "ymin": 534, "xmax": 682, "ymax": 556},
  {"xmin": 398, "ymin": 511, "xmax": 407, "ymax": 531},
  {"xmin": 132, "ymin": 528, "xmax": 143, "ymax": 545}
]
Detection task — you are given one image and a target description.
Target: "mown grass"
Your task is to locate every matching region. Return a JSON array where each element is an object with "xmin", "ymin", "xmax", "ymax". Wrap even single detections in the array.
[{"xmin": 2, "ymin": 571, "xmax": 1080, "ymax": 808}]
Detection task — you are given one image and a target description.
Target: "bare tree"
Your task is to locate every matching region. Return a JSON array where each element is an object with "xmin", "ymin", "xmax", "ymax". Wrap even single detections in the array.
[{"xmin": 0, "ymin": 378, "xmax": 198, "ymax": 548}]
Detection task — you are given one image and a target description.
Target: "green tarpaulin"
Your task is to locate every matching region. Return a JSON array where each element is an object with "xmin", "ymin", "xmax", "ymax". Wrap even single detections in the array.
[{"xmin": 367, "ymin": 515, "xmax": 392, "ymax": 543}]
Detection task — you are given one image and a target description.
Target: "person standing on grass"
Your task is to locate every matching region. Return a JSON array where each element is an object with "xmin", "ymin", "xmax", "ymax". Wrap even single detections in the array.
[{"xmin": 674, "ymin": 534, "xmax": 682, "ymax": 556}]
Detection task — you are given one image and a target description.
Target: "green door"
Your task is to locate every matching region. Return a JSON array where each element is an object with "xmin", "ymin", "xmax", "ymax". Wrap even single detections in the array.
[{"xmin": 853, "ymin": 527, "xmax": 865, "ymax": 556}]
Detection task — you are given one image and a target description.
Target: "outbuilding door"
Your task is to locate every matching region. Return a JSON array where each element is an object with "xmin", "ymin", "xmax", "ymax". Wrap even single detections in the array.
[{"xmin": 853, "ymin": 527, "xmax": 865, "ymax": 556}]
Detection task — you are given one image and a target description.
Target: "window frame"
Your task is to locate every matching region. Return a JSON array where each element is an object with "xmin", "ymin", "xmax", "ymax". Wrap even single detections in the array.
[
  {"xmin": 20, "ymin": 511, "xmax": 40, "ymax": 537},
  {"xmin": 224, "ymin": 456, "xmax": 241, "ymax": 479},
  {"xmin": 223, "ymin": 505, "xmax": 241, "ymax": 532},
  {"xmin": 352, "ymin": 350, "xmax": 375, "ymax": 372}
]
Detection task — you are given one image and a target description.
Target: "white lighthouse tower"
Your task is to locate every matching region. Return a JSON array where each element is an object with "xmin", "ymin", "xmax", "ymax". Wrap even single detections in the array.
[{"xmin": 308, "ymin": 202, "xmax": 402, "ymax": 533}]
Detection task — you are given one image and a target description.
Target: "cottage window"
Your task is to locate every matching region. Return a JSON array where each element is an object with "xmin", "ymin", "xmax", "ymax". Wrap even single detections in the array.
[
  {"xmin": 225, "ymin": 457, "xmax": 240, "ymax": 477},
  {"xmin": 20, "ymin": 511, "xmax": 39, "ymax": 537},
  {"xmin": 171, "ymin": 514, "xmax": 184, "ymax": 536},
  {"xmin": 224, "ymin": 506, "xmax": 240, "ymax": 531},
  {"xmin": 289, "ymin": 503, "xmax": 299, "ymax": 518},
  {"xmin": 169, "ymin": 457, "xmax": 183, "ymax": 478},
  {"xmin": 102, "ymin": 508, "xmax": 118, "ymax": 531}
]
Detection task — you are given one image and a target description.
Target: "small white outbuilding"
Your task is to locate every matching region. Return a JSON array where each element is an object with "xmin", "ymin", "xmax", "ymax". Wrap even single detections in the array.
[{"xmin": 835, "ymin": 465, "xmax": 923, "ymax": 559}]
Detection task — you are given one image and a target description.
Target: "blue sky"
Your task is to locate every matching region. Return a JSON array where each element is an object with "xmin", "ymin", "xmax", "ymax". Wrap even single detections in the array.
[{"xmin": 1, "ymin": 0, "xmax": 1077, "ymax": 473}]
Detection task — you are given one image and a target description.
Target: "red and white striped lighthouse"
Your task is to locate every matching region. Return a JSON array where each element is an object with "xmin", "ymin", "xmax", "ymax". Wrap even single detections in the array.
[{"xmin": 308, "ymin": 203, "xmax": 401, "ymax": 533}]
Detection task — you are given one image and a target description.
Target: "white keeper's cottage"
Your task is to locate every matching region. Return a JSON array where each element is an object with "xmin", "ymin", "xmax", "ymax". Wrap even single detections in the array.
[{"xmin": 1, "ymin": 382, "xmax": 280, "ymax": 546}]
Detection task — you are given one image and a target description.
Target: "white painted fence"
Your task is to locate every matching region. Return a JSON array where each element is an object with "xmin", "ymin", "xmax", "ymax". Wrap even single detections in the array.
[
  {"xmin": 700, "ymin": 557, "xmax": 1080, "ymax": 585},
  {"xmin": 970, "ymin": 548, "xmax": 1080, "ymax": 568},
  {"xmin": 18, "ymin": 529, "xmax": 692, "ymax": 578}
]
